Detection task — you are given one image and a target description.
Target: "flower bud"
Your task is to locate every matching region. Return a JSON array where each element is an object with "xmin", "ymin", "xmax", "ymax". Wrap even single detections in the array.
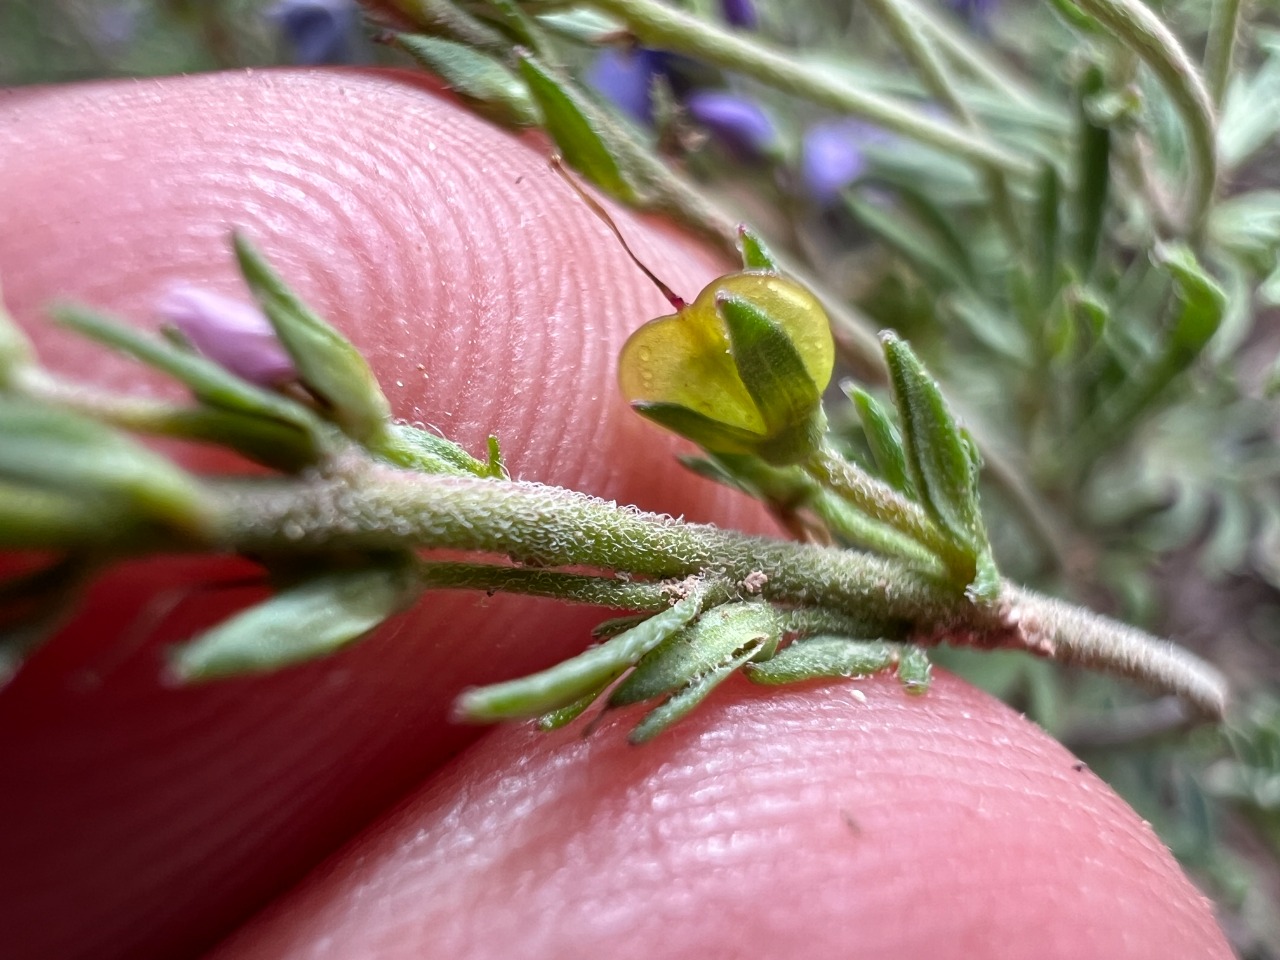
[
  {"xmin": 156, "ymin": 283, "xmax": 296, "ymax": 387},
  {"xmin": 799, "ymin": 119, "xmax": 877, "ymax": 205},
  {"xmin": 720, "ymin": 0, "xmax": 759, "ymax": 30},
  {"xmin": 618, "ymin": 272, "xmax": 834, "ymax": 465}
]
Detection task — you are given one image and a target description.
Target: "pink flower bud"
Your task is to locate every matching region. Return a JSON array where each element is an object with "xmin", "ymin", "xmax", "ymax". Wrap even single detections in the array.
[{"xmin": 156, "ymin": 283, "xmax": 296, "ymax": 386}]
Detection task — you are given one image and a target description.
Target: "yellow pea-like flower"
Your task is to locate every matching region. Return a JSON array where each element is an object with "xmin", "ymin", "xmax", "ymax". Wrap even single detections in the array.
[{"xmin": 618, "ymin": 271, "xmax": 835, "ymax": 465}]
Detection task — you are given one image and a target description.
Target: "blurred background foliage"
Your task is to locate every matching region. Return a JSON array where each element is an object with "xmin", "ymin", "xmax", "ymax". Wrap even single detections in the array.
[{"xmin": 4, "ymin": 0, "xmax": 1280, "ymax": 953}]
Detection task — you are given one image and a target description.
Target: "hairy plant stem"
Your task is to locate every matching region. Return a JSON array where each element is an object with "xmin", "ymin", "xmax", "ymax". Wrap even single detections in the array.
[
  {"xmin": 583, "ymin": 0, "xmax": 1038, "ymax": 178},
  {"xmin": 1068, "ymin": 0, "xmax": 1217, "ymax": 235},
  {"xmin": 201, "ymin": 457, "xmax": 1227, "ymax": 718}
]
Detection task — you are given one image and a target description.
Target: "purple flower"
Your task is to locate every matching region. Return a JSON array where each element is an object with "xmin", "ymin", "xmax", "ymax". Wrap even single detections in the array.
[
  {"xmin": 685, "ymin": 91, "xmax": 778, "ymax": 161},
  {"xmin": 266, "ymin": 0, "xmax": 361, "ymax": 66},
  {"xmin": 586, "ymin": 48, "xmax": 665, "ymax": 124},
  {"xmin": 799, "ymin": 120, "xmax": 882, "ymax": 205},
  {"xmin": 156, "ymin": 284, "xmax": 296, "ymax": 387},
  {"xmin": 720, "ymin": 0, "xmax": 759, "ymax": 30}
]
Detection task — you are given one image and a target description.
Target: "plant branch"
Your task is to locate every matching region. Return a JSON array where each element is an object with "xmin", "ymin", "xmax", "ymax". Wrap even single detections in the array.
[
  {"xmin": 583, "ymin": 0, "xmax": 1038, "ymax": 178},
  {"xmin": 198, "ymin": 456, "xmax": 1226, "ymax": 718}
]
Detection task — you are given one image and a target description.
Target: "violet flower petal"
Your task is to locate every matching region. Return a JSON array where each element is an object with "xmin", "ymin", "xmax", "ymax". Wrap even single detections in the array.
[
  {"xmin": 685, "ymin": 91, "xmax": 778, "ymax": 161},
  {"xmin": 156, "ymin": 283, "xmax": 297, "ymax": 387},
  {"xmin": 266, "ymin": 0, "xmax": 360, "ymax": 66}
]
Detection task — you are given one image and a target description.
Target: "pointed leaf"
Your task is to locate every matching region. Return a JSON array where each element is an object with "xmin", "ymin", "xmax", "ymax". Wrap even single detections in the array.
[
  {"xmin": 610, "ymin": 600, "xmax": 779, "ymax": 706},
  {"xmin": 455, "ymin": 588, "xmax": 711, "ymax": 721},
  {"xmin": 397, "ymin": 34, "xmax": 538, "ymax": 127},
  {"xmin": 737, "ymin": 224, "xmax": 781, "ymax": 272},
  {"xmin": 745, "ymin": 637, "xmax": 898, "ymax": 685},
  {"xmin": 881, "ymin": 332, "xmax": 989, "ymax": 561},
  {"xmin": 0, "ymin": 282, "xmax": 32, "ymax": 387},
  {"xmin": 1074, "ymin": 65, "xmax": 1111, "ymax": 279},
  {"xmin": 1154, "ymin": 243, "xmax": 1226, "ymax": 366},
  {"xmin": 0, "ymin": 400, "xmax": 209, "ymax": 539},
  {"xmin": 517, "ymin": 52, "xmax": 634, "ymax": 200},
  {"xmin": 629, "ymin": 634, "xmax": 768, "ymax": 743},
  {"xmin": 170, "ymin": 562, "xmax": 422, "ymax": 680},
  {"xmin": 844, "ymin": 383, "xmax": 914, "ymax": 496},
  {"xmin": 233, "ymin": 233, "xmax": 392, "ymax": 445}
]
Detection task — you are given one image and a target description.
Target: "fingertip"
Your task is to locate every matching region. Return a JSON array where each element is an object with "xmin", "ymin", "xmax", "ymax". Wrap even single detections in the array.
[{"xmin": 212, "ymin": 673, "xmax": 1232, "ymax": 960}]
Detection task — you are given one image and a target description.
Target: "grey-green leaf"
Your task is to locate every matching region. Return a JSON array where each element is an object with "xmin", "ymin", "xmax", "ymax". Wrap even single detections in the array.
[
  {"xmin": 0, "ymin": 399, "xmax": 209, "ymax": 540},
  {"xmin": 397, "ymin": 34, "xmax": 538, "ymax": 127},
  {"xmin": 454, "ymin": 588, "xmax": 711, "ymax": 722},
  {"xmin": 610, "ymin": 600, "xmax": 780, "ymax": 706},
  {"xmin": 517, "ymin": 52, "xmax": 634, "ymax": 200},
  {"xmin": 629, "ymin": 634, "xmax": 769, "ymax": 743},
  {"xmin": 170, "ymin": 562, "xmax": 423, "ymax": 680},
  {"xmin": 845, "ymin": 383, "xmax": 914, "ymax": 496},
  {"xmin": 233, "ymin": 232, "xmax": 392, "ymax": 446},
  {"xmin": 745, "ymin": 637, "xmax": 899, "ymax": 685},
  {"xmin": 882, "ymin": 332, "xmax": 992, "ymax": 571}
]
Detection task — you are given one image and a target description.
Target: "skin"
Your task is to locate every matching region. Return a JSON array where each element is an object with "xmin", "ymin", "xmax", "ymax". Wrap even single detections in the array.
[{"xmin": 0, "ymin": 71, "xmax": 1231, "ymax": 960}]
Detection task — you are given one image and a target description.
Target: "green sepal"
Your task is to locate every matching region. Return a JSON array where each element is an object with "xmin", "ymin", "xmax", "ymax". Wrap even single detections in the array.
[
  {"xmin": 844, "ymin": 383, "xmax": 915, "ymax": 497},
  {"xmin": 0, "ymin": 399, "xmax": 210, "ymax": 540},
  {"xmin": 396, "ymin": 34, "xmax": 538, "ymax": 127},
  {"xmin": 717, "ymin": 294, "xmax": 826, "ymax": 464},
  {"xmin": 454, "ymin": 588, "xmax": 711, "ymax": 721},
  {"xmin": 517, "ymin": 52, "xmax": 635, "ymax": 201},
  {"xmin": 610, "ymin": 600, "xmax": 780, "ymax": 706},
  {"xmin": 631, "ymin": 401, "xmax": 767, "ymax": 455},
  {"xmin": 745, "ymin": 637, "xmax": 899, "ymax": 685},
  {"xmin": 736, "ymin": 225, "xmax": 781, "ymax": 272},
  {"xmin": 170, "ymin": 560, "xmax": 423, "ymax": 680},
  {"xmin": 630, "ymin": 634, "xmax": 770, "ymax": 744},
  {"xmin": 881, "ymin": 332, "xmax": 990, "ymax": 566},
  {"xmin": 233, "ymin": 232, "xmax": 393, "ymax": 447},
  {"xmin": 54, "ymin": 303, "xmax": 326, "ymax": 468}
]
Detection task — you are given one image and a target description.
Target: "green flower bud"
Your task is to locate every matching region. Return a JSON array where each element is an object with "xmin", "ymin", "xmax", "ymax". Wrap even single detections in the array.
[{"xmin": 618, "ymin": 271, "xmax": 834, "ymax": 465}]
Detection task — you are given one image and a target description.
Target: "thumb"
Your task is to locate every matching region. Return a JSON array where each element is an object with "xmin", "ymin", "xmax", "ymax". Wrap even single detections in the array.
[{"xmin": 0, "ymin": 69, "xmax": 776, "ymax": 960}]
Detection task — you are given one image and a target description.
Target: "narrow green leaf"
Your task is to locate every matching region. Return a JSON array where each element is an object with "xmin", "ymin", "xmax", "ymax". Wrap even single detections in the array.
[
  {"xmin": 737, "ymin": 225, "xmax": 781, "ymax": 272},
  {"xmin": 1154, "ymin": 243, "xmax": 1226, "ymax": 366},
  {"xmin": 381, "ymin": 423, "xmax": 494, "ymax": 477},
  {"xmin": 170, "ymin": 562, "xmax": 422, "ymax": 680},
  {"xmin": 233, "ymin": 233, "xmax": 392, "ymax": 445},
  {"xmin": 745, "ymin": 637, "xmax": 899, "ymax": 685},
  {"xmin": 629, "ymin": 634, "xmax": 768, "ymax": 743},
  {"xmin": 517, "ymin": 52, "xmax": 634, "ymax": 200},
  {"xmin": 610, "ymin": 601, "xmax": 779, "ymax": 706},
  {"xmin": 0, "ymin": 558, "xmax": 92, "ymax": 685},
  {"xmin": 1033, "ymin": 163, "xmax": 1062, "ymax": 305},
  {"xmin": 55, "ymin": 304, "xmax": 325, "ymax": 463},
  {"xmin": 844, "ymin": 384, "xmax": 914, "ymax": 496},
  {"xmin": 0, "ymin": 480, "xmax": 132, "ymax": 550},
  {"xmin": 1074, "ymin": 66, "xmax": 1111, "ymax": 279},
  {"xmin": 0, "ymin": 399, "xmax": 209, "ymax": 538},
  {"xmin": 882, "ymin": 332, "xmax": 991, "ymax": 567},
  {"xmin": 455, "ymin": 588, "xmax": 711, "ymax": 721},
  {"xmin": 396, "ymin": 34, "xmax": 538, "ymax": 127}
]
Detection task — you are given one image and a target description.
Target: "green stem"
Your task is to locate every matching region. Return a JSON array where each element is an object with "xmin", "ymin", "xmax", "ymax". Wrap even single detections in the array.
[
  {"xmin": 584, "ymin": 0, "xmax": 1037, "ymax": 178},
  {"xmin": 1067, "ymin": 0, "xmax": 1217, "ymax": 235},
  {"xmin": 198, "ymin": 460, "xmax": 1226, "ymax": 718},
  {"xmin": 1203, "ymin": 0, "xmax": 1244, "ymax": 108}
]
